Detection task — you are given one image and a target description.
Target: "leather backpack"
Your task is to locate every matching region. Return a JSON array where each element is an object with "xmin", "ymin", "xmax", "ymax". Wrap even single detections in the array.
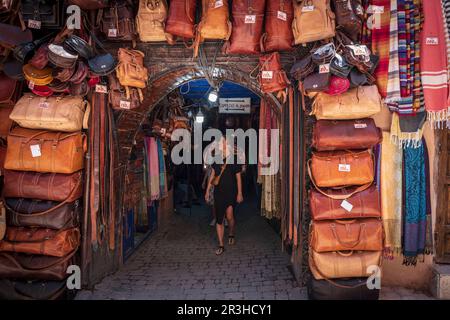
[
  {"xmin": 165, "ymin": 0, "xmax": 197, "ymax": 39},
  {"xmin": 101, "ymin": 1, "xmax": 136, "ymax": 41},
  {"xmin": 261, "ymin": 0, "xmax": 294, "ymax": 52},
  {"xmin": 116, "ymin": 48, "xmax": 148, "ymax": 101},
  {"xmin": 257, "ymin": 52, "xmax": 290, "ymax": 97},
  {"xmin": 224, "ymin": 0, "xmax": 265, "ymax": 55},
  {"xmin": 108, "ymin": 73, "xmax": 141, "ymax": 110},
  {"xmin": 136, "ymin": 0, "xmax": 173, "ymax": 43},
  {"xmin": 332, "ymin": 0, "xmax": 362, "ymax": 42},
  {"xmin": 292, "ymin": 0, "xmax": 335, "ymax": 44}
]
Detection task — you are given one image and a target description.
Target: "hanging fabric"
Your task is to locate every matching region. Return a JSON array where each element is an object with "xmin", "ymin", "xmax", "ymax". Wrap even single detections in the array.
[
  {"xmin": 156, "ymin": 138, "xmax": 167, "ymax": 199},
  {"xmin": 385, "ymin": 0, "xmax": 401, "ymax": 103},
  {"xmin": 390, "ymin": 111, "xmax": 426, "ymax": 148},
  {"xmin": 144, "ymin": 136, "xmax": 160, "ymax": 201}
]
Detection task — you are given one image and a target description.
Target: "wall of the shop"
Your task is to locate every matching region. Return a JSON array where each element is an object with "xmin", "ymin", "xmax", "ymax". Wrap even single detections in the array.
[{"xmin": 372, "ymin": 107, "xmax": 437, "ymax": 291}]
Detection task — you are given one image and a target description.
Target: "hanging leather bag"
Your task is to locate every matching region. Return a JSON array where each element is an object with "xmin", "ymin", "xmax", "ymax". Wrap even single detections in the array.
[
  {"xmin": 292, "ymin": 0, "xmax": 335, "ymax": 44},
  {"xmin": 4, "ymin": 127, "xmax": 86, "ymax": 174},
  {"xmin": 261, "ymin": 0, "xmax": 294, "ymax": 52},
  {"xmin": 9, "ymin": 94, "xmax": 90, "ymax": 133},
  {"xmin": 108, "ymin": 73, "xmax": 141, "ymax": 110},
  {"xmin": 332, "ymin": 0, "xmax": 362, "ymax": 42},
  {"xmin": 47, "ymin": 44, "xmax": 78, "ymax": 69},
  {"xmin": 224, "ymin": 0, "xmax": 266, "ymax": 55},
  {"xmin": 136, "ymin": 0, "xmax": 173, "ymax": 42},
  {"xmin": 29, "ymin": 44, "xmax": 49, "ymax": 70},
  {"xmin": 0, "ymin": 107, "xmax": 13, "ymax": 139},
  {"xmin": 20, "ymin": 0, "xmax": 63, "ymax": 29},
  {"xmin": 164, "ymin": 0, "xmax": 197, "ymax": 39},
  {"xmin": 310, "ymin": 218, "xmax": 384, "ymax": 252},
  {"xmin": 116, "ymin": 48, "xmax": 148, "ymax": 101},
  {"xmin": 101, "ymin": 1, "xmax": 136, "ymax": 41},
  {"xmin": 257, "ymin": 52, "xmax": 290, "ymax": 94},
  {"xmin": 308, "ymin": 149, "xmax": 374, "ymax": 188},
  {"xmin": 0, "ymin": 227, "xmax": 80, "ymax": 257},
  {"xmin": 310, "ymin": 85, "xmax": 382, "ymax": 120},
  {"xmin": 312, "ymin": 119, "xmax": 382, "ymax": 151}
]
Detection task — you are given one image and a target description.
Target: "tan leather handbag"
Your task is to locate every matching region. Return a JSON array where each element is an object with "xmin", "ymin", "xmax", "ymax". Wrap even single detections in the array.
[
  {"xmin": 309, "ymin": 150, "xmax": 374, "ymax": 188},
  {"xmin": 9, "ymin": 94, "xmax": 90, "ymax": 133},
  {"xmin": 310, "ymin": 219, "xmax": 384, "ymax": 252},
  {"xmin": 116, "ymin": 48, "xmax": 148, "ymax": 102},
  {"xmin": 292, "ymin": 0, "xmax": 335, "ymax": 44},
  {"xmin": 136, "ymin": 0, "xmax": 173, "ymax": 43},
  {"xmin": 311, "ymin": 85, "xmax": 382, "ymax": 120},
  {"xmin": 4, "ymin": 127, "xmax": 86, "ymax": 174},
  {"xmin": 309, "ymin": 249, "xmax": 382, "ymax": 280}
]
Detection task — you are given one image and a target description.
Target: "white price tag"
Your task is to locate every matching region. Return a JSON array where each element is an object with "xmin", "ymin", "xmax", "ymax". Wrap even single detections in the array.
[
  {"xmin": 338, "ymin": 164, "xmax": 351, "ymax": 172},
  {"xmin": 261, "ymin": 71, "xmax": 273, "ymax": 79},
  {"xmin": 214, "ymin": 0, "xmax": 223, "ymax": 8},
  {"xmin": 160, "ymin": 128, "xmax": 166, "ymax": 135},
  {"xmin": 340, "ymin": 200, "xmax": 354, "ymax": 212},
  {"xmin": 244, "ymin": 15, "xmax": 256, "ymax": 24},
  {"xmin": 426, "ymin": 37, "xmax": 439, "ymax": 45},
  {"xmin": 353, "ymin": 46, "xmax": 368, "ymax": 56},
  {"xmin": 319, "ymin": 64, "xmax": 330, "ymax": 74},
  {"xmin": 277, "ymin": 11, "xmax": 287, "ymax": 21},
  {"xmin": 39, "ymin": 102, "xmax": 49, "ymax": 109},
  {"xmin": 28, "ymin": 81, "xmax": 35, "ymax": 90},
  {"xmin": 108, "ymin": 28, "xmax": 118, "ymax": 37},
  {"xmin": 30, "ymin": 145, "xmax": 41, "ymax": 158},
  {"xmin": 95, "ymin": 84, "xmax": 108, "ymax": 94},
  {"xmin": 354, "ymin": 123, "xmax": 368, "ymax": 129},
  {"xmin": 119, "ymin": 100, "xmax": 131, "ymax": 110},
  {"xmin": 368, "ymin": 5, "xmax": 384, "ymax": 14},
  {"xmin": 302, "ymin": 5, "xmax": 314, "ymax": 12},
  {"xmin": 28, "ymin": 19, "xmax": 41, "ymax": 29}
]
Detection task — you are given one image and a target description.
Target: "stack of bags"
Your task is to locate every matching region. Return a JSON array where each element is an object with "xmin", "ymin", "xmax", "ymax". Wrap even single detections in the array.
[{"xmin": 0, "ymin": 92, "xmax": 88, "ymax": 299}]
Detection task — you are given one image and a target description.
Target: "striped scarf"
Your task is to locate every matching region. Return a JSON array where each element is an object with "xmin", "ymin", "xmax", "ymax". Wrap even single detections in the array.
[{"xmin": 386, "ymin": 0, "xmax": 401, "ymax": 103}]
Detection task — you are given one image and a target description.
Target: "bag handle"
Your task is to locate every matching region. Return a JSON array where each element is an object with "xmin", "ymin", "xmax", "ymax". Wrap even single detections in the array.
[
  {"xmin": 213, "ymin": 162, "xmax": 227, "ymax": 186},
  {"xmin": 82, "ymin": 100, "xmax": 91, "ymax": 130},
  {"xmin": 330, "ymin": 222, "xmax": 365, "ymax": 249}
]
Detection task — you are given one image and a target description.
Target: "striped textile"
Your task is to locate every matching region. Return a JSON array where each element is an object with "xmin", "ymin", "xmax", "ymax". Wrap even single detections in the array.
[
  {"xmin": 397, "ymin": 0, "xmax": 408, "ymax": 97},
  {"xmin": 386, "ymin": 0, "xmax": 401, "ymax": 103},
  {"xmin": 441, "ymin": 0, "xmax": 450, "ymax": 79},
  {"xmin": 421, "ymin": 0, "xmax": 449, "ymax": 127}
]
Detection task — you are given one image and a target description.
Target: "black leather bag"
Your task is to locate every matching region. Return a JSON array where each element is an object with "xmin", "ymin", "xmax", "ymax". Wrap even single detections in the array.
[
  {"xmin": 64, "ymin": 35, "xmax": 95, "ymax": 60},
  {"xmin": 0, "ymin": 278, "xmax": 68, "ymax": 300},
  {"xmin": 13, "ymin": 33, "xmax": 54, "ymax": 63},
  {"xmin": 330, "ymin": 53, "xmax": 353, "ymax": 78},
  {"xmin": 20, "ymin": 0, "xmax": 63, "ymax": 29},
  {"xmin": 307, "ymin": 277, "xmax": 380, "ymax": 300},
  {"xmin": 303, "ymin": 73, "xmax": 330, "ymax": 93},
  {"xmin": 88, "ymin": 53, "xmax": 116, "ymax": 76},
  {"xmin": 290, "ymin": 55, "xmax": 315, "ymax": 81}
]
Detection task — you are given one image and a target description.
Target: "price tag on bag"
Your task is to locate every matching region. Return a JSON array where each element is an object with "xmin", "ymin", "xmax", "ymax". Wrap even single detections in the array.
[
  {"xmin": 28, "ymin": 81, "xmax": 35, "ymax": 90},
  {"xmin": 214, "ymin": 0, "xmax": 223, "ymax": 8},
  {"xmin": 261, "ymin": 71, "xmax": 273, "ymax": 79},
  {"xmin": 95, "ymin": 84, "xmax": 108, "ymax": 94},
  {"xmin": 367, "ymin": 5, "xmax": 384, "ymax": 14},
  {"xmin": 338, "ymin": 164, "xmax": 351, "ymax": 172},
  {"xmin": 319, "ymin": 64, "xmax": 330, "ymax": 74},
  {"xmin": 277, "ymin": 11, "xmax": 287, "ymax": 21},
  {"xmin": 354, "ymin": 123, "xmax": 367, "ymax": 129},
  {"xmin": 245, "ymin": 15, "xmax": 256, "ymax": 24},
  {"xmin": 39, "ymin": 101, "xmax": 49, "ymax": 109},
  {"xmin": 426, "ymin": 37, "xmax": 439, "ymax": 45},
  {"xmin": 302, "ymin": 5, "xmax": 314, "ymax": 12},
  {"xmin": 108, "ymin": 28, "xmax": 118, "ymax": 37},
  {"xmin": 30, "ymin": 145, "xmax": 41, "ymax": 158},
  {"xmin": 119, "ymin": 100, "xmax": 131, "ymax": 110},
  {"xmin": 340, "ymin": 200, "xmax": 354, "ymax": 212},
  {"xmin": 28, "ymin": 19, "xmax": 41, "ymax": 29},
  {"xmin": 351, "ymin": 46, "xmax": 368, "ymax": 56}
]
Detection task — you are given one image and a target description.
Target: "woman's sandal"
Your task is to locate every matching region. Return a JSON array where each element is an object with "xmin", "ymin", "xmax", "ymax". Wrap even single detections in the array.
[
  {"xmin": 228, "ymin": 235, "xmax": 235, "ymax": 245},
  {"xmin": 215, "ymin": 246, "xmax": 225, "ymax": 255}
]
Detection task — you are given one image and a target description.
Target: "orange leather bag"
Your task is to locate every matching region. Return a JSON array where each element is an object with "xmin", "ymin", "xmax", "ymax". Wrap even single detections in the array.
[
  {"xmin": 164, "ymin": 0, "xmax": 197, "ymax": 39},
  {"xmin": 4, "ymin": 127, "xmax": 85, "ymax": 174},
  {"xmin": 116, "ymin": 48, "xmax": 148, "ymax": 102},
  {"xmin": 310, "ymin": 218, "xmax": 384, "ymax": 252},
  {"xmin": 309, "ymin": 149, "xmax": 374, "ymax": 188},
  {"xmin": 261, "ymin": 0, "xmax": 294, "ymax": 52},
  {"xmin": 0, "ymin": 227, "xmax": 80, "ymax": 257},
  {"xmin": 257, "ymin": 52, "xmax": 290, "ymax": 94}
]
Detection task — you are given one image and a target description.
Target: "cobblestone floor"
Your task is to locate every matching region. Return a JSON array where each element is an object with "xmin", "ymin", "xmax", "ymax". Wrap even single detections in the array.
[{"xmin": 76, "ymin": 199, "xmax": 435, "ymax": 300}]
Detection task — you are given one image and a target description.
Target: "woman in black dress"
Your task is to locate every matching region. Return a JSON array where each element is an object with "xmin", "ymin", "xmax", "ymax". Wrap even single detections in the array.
[{"xmin": 205, "ymin": 137, "xmax": 243, "ymax": 255}]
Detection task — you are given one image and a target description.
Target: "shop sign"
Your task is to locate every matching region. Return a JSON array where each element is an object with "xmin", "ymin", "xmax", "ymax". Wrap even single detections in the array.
[{"xmin": 219, "ymin": 98, "xmax": 251, "ymax": 114}]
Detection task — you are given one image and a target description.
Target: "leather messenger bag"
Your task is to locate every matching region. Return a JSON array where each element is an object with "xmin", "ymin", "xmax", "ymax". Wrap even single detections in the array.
[
  {"xmin": 0, "ymin": 227, "xmax": 80, "ymax": 257},
  {"xmin": 9, "ymin": 94, "xmax": 90, "ymax": 133},
  {"xmin": 310, "ymin": 218, "xmax": 384, "ymax": 252},
  {"xmin": 312, "ymin": 119, "xmax": 382, "ymax": 151},
  {"xmin": 4, "ymin": 127, "xmax": 86, "ymax": 174},
  {"xmin": 261, "ymin": 0, "xmax": 294, "ymax": 52}
]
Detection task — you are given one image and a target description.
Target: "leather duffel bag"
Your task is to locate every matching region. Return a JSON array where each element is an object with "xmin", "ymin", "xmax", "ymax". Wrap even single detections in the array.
[
  {"xmin": 0, "ymin": 72, "xmax": 22, "ymax": 106},
  {"xmin": 0, "ymin": 107, "xmax": 13, "ymax": 138},
  {"xmin": 0, "ymin": 279, "xmax": 67, "ymax": 300},
  {"xmin": 0, "ymin": 250, "xmax": 76, "ymax": 281},
  {"xmin": 4, "ymin": 127, "xmax": 86, "ymax": 174},
  {"xmin": 307, "ymin": 277, "xmax": 380, "ymax": 300},
  {"xmin": 165, "ymin": 0, "xmax": 197, "ymax": 39},
  {"xmin": 0, "ymin": 227, "xmax": 80, "ymax": 257},
  {"xmin": 310, "ymin": 85, "xmax": 382, "ymax": 120},
  {"xmin": 312, "ymin": 119, "xmax": 382, "ymax": 151},
  {"xmin": 309, "ymin": 149, "xmax": 374, "ymax": 188},
  {"xmin": 224, "ymin": 0, "xmax": 266, "ymax": 55},
  {"xmin": 292, "ymin": 0, "xmax": 335, "ymax": 44},
  {"xmin": 101, "ymin": 1, "xmax": 136, "ymax": 41},
  {"xmin": 258, "ymin": 52, "xmax": 290, "ymax": 94},
  {"xmin": 3, "ymin": 170, "xmax": 83, "ymax": 202},
  {"xmin": 136, "ymin": 0, "xmax": 173, "ymax": 42},
  {"xmin": 309, "ymin": 185, "xmax": 381, "ymax": 221},
  {"xmin": 5, "ymin": 198, "xmax": 80, "ymax": 230},
  {"xmin": 9, "ymin": 94, "xmax": 90, "ymax": 133},
  {"xmin": 309, "ymin": 249, "xmax": 382, "ymax": 280},
  {"xmin": 310, "ymin": 218, "xmax": 384, "ymax": 252},
  {"xmin": 261, "ymin": 0, "xmax": 294, "ymax": 52}
]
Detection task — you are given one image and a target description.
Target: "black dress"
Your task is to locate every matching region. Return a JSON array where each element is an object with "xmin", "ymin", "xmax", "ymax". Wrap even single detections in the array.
[{"xmin": 212, "ymin": 161, "xmax": 242, "ymax": 225}]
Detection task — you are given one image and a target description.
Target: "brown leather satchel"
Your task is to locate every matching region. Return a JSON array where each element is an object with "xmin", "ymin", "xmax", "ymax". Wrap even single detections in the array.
[
  {"xmin": 224, "ymin": 0, "xmax": 266, "ymax": 55},
  {"xmin": 4, "ymin": 127, "xmax": 86, "ymax": 174},
  {"xmin": 0, "ymin": 107, "xmax": 13, "ymax": 138},
  {"xmin": 0, "ymin": 227, "xmax": 80, "ymax": 257},
  {"xmin": 312, "ymin": 119, "xmax": 382, "ymax": 151},
  {"xmin": 261, "ymin": 0, "xmax": 294, "ymax": 52},
  {"xmin": 0, "ymin": 251, "xmax": 76, "ymax": 281},
  {"xmin": 309, "ymin": 150, "xmax": 374, "ymax": 188},
  {"xmin": 5, "ymin": 198, "xmax": 80, "ymax": 230},
  {"xmin": 101, "ymin": 1, "xmax": 136, "ymax": 41},
  {"xmin": 108, "ymin": 73, "xmax": 141, "ymax": 110},
  {"xmin": 136, "ymin": 0, "xmax": 173, "ymax": 43},
  {"xmin": 116, "ymin": 48, "xmax": 148, "ymax": 102},
  {"xmin": 165, "ymin": 0, "xmax": 197, "ymax": 39},
  {"xmin": 333, "ymin": 0, "xmax": 363, "ymax": 42},
  {"xmin": 3, "ymin": 170, "xmax": 83, "ymax": 202},
  {"xmin": 309, "ymin": 185, "xmax": 381, "ymax": 221},
  {"xmin": 258, "ymin": 52, "xmax": 290, "ymax": 94},
  {"xmin": 0, "ymin": 72, "xmax": 23, "ymax": 106},
  {"xmin": 310, "ymin": 218, "xmax": 384, "ymax": 252},
  {"xmin": 309, "ymin": 249, "xmax": 382, "ymax": 280}
]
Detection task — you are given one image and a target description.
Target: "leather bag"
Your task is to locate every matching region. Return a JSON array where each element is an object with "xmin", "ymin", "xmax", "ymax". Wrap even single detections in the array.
[
  {"xmin": 0, "ymin": 107, "xmax": 13, "ymax": 138},
  {"xmin": 261, "ymin": 0, "xmax": 294, "ymax": 52},
  {"xmin": 309, "ymin": 149, "xmax": 374, "ymax": 188},
  {"xmin": 292, "ymin": 0, "xmax": 335, "ymax": 44},
  {"xmin": 307, "ymin": 277, "xmax": 379, "ymax": 300},
  {"xmin": 63, "ymin": 35, "xmax": 95, "ymax": 60},
  {"xmin": 258, "ymin": 52, "xmax": 290, "ymax": 94},
  {"xmin": 29, "ymin": 44, "xmax": 49, "ymax": 70},
  {"xmin": 0, "ymin": 23, "xmax": 32, "ymax": 49},
  {"xmin": 5, "ymin": 198, "xmax": 81, "ymax": 229},
  {"xmin": 0, "ymin": 279, "xmax": 68, "ymax": 300},
  {"xmin": 309, "ymin": 249, "xmax": 382, "ymax": 280},
  {"xmin": 20, "ymin": 0, "xmax": 63, "ymax": 29},
  {"xmin": 333, "ymin": 0, "xmax": 362, "ymax": 42},
  {"xmin": 0, "ymin": 227, "xmax": 80, "ymax": 257},
  {"xmin": 31, "ymin": 85, "xmax": 54, "ymax": 97},
  {"xmin": 303, "ymin": 73, "xmax": 330, "ymax": 93},
  {"xmin": 3, "ymin": 170, "xmax": 83, "ymax": 202},
  {"xmin": 310, "ymin": 218, "xmax": 384, "ymax": 252},
  {"xmin": 290, "ymin": 55, "xmax": 315, "ymax": 81},
  {"xmin": 310, "ymin": 85, "xmax": 382, "ymax": 120},
  {"xmin": 136, "ymin": 0, "xmax": 173, "ymax": 42},
  {"xmin": 88, "ymin": 53, "xmax": 117, "ymax": 76},
  {"xmin": 4, "ymin": 127, "xmax": 86, "ymax": 174},
  {"xmin": 47, "ymin": 44, "xmax": 78, "ymax": 69},
  {"xmin": 165, "ymin": 0, "xmax": 197, "ymax": 39},
  {"xmin": 69, "ymin": 61, "xmax": 89, "ymax": 84},
  {"xmin": 101, "ymin": 1, "xmax": 136, "ymax": 41},
  {"xmin": 108, "ymin": 73, "xmax": 141, "ymax": 110},
  {"xmin": 9, "ymin": 94, "xmax": 90, "ymax": 133},
  {"xmin": 324, "ymin": 75, "xmax": 350, "ymax": 95},
  {"xmin": 312, "ymin": 119, "xmax": 382, "ymax": 151},
  {"xmin": 224, "ymin": 0, "xmax": 266, "ymax": 55},
  {"xmin": 116, "ymin": 48, "xmax": 148, "ymax": 101},
  {"xmin": 23, "ymin": 64, "xmax": 53, "ymax": 86},
  {"xmin": 68, "ymin": 0, "xmax": 108, "ymax": 10}
]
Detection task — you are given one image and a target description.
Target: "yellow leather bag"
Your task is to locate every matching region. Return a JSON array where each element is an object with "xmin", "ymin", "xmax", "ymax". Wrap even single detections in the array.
[
  {"xmin": 9, "ymin": 94, "xmax": 90, "ymax": 133},
  {"xmin": 311, "ymin": 85, "xmax": 382, "ymax": 120},
  {"xmin": 22, "ymin": 64, "xmax": 53, "ymax": 86},
  {"xmin": 136, "ymin": 0, "xmax": 174, "ymax": 42}
]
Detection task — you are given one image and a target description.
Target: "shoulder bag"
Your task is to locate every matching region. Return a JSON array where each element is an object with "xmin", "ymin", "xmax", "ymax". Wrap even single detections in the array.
[
  {"xmin": 261, "ymin": 0, "xmax": 294, "ymax": 52},
  {"xmin": 164, "ymin": 0, "xmax": 197, "ymax": 39}
]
